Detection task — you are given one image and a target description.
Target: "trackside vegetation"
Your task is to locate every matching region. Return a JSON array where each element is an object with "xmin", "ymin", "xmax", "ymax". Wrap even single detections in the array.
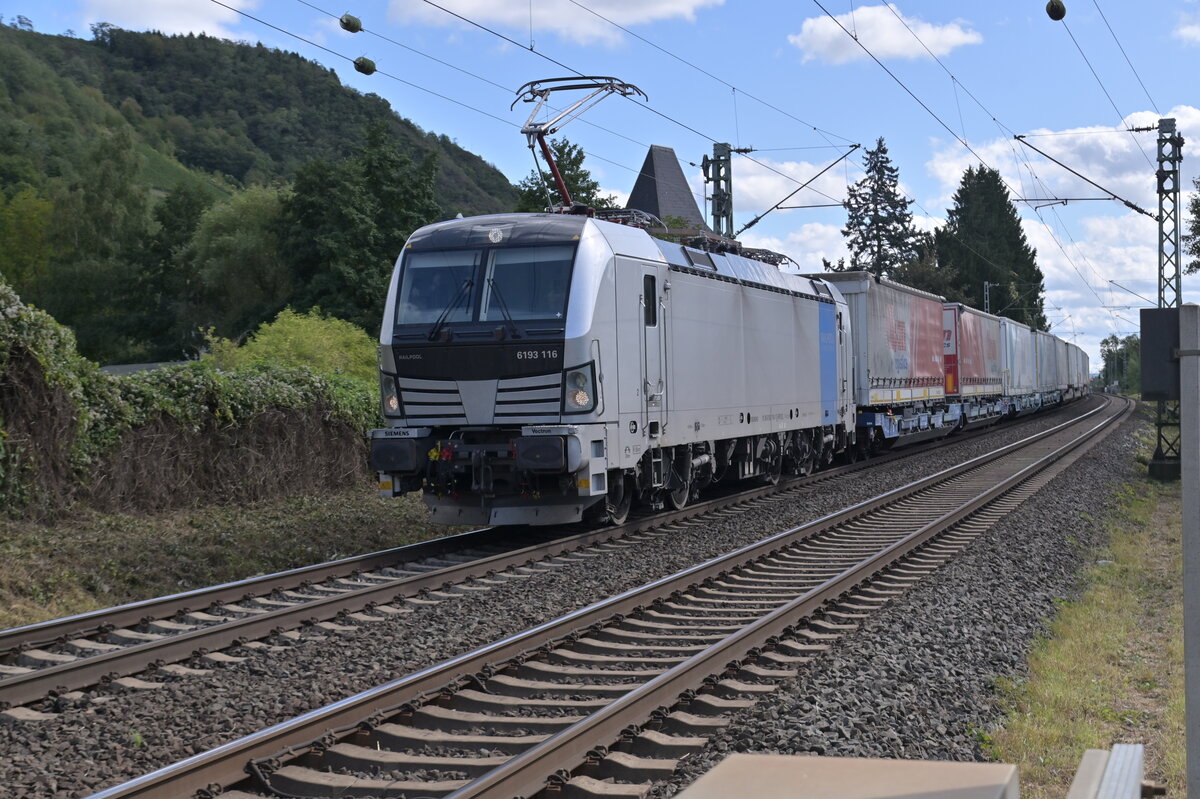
[
  {"xmin": 0, "ymin": 286, "xmax": 459, "ymax": 628},
  {"xmin": 0, "ymin": 281, "xmax": 378, "ymax": 515},
  {"xmin": 986, "ymin": 469, "xmax": 1184, "ymax": 796}
]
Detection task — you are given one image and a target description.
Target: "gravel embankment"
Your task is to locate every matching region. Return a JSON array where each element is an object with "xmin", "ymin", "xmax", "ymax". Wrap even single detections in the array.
[
  {"xmin": 657, "ymin": 403, "xmax": 1143, "ymax": 795},
  {"xmin": 2, "ymin": 399, "xmax": 1139, "ymax": 798}
]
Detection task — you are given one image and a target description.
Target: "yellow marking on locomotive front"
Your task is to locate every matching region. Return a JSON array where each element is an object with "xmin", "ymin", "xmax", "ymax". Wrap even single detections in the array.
[{"xmin": 577, "ymin": 478, "xmax": 590, "ymax": 489}]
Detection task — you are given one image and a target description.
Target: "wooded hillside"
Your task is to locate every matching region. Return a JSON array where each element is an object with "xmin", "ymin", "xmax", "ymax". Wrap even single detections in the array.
[{"xmin": 0, "ymin": 21, "xmax": 518, "ymax": 363}]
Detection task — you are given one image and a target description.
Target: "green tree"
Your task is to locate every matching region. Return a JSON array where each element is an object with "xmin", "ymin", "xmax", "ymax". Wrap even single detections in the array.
[
  {"xmin": 1099, "ymin": 333, "xmax": 1139, "ymax": 391},
  {"xmin": 842, "ymin": 137, "xmax": 919, "ymax": 277},
  {"xmin": 888, "ymin": 232, "xmax": 965, "ymax": 301},
  {"xmin": 185, "ymin": 185, "xmax": 289, "ymax": 343},
  {"xmin": 934, "ymin": 166, "xmax": 1047, "ymax": 329},
  {"xmin": 515, "ymin": 137, "xmax": 617, "ymax": 211},
  {"xmin": 27, "ymin": 128, "xmax": 152, "ymax": 363},
  {"xmin": 0, "ymin": 187, "xmax": 54, "ymax": 289},
  {"xmin": 205, "ymin": 308, "xmax": 377, "ymax": 387},
  {"xmin": 1185, "ymin": 175, "xmax": 1199, "ymax": 275},
  {"xmin": 282, "ymin": 122, "xmax": 441, "ymax": 331},
  {"xmin": 130, "ymin": 179, "xmax": 216, "ymax": 358}
]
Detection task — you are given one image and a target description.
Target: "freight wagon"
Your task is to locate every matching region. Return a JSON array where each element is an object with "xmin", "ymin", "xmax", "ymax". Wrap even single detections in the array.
[
  {"xmin": 942, "ymin": 303, "xmax": 1005, "ymax": 429},
  {"xmin": 818, "ymin": 272, "xmax": 948, "ymax": 450}
]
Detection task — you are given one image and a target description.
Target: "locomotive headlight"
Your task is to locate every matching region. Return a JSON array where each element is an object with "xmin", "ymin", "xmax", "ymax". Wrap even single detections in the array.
[
  {"xmin": 567, "ymin": 388, "xmax": 591, "ymax": 408},
  {"xmin": 562, "ymin": 363, "xmax": 596, "ymax": 413},
  {"xmin": 380, "ymin": 375, "xmax": 402, "ymax": 417}
]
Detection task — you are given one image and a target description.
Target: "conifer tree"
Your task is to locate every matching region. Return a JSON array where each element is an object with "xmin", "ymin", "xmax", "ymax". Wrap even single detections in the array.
[
  {"xmin": 1185, "ymin": 175, "xmax": 1200, "ymax": 275},
  {"xmin": 842, "ymin": 138, "xmax": 919, "ymax": 277},
  {"xmin": 934, "ymin": 165, "xmax": 1047, "ymax": 330}
]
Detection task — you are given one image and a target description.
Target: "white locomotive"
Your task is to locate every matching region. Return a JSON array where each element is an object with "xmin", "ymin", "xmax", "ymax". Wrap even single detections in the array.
[
  {"xmin": 368, "ymin": 213, "xmax": 1089, "ymax": 527},
  {"xmin": 369, "ymin": 212, "xmax": 855, "ymax": 526}
]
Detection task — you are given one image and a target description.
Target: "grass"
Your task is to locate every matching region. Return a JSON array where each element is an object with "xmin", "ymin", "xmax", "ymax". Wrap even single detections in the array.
[
  {"xmin": 0, "ymin": 486, "xmax": 460, "ymax": 629},
  {"xmin": 986, "ymin": 473, "xmax": 1184, "ymax": 796}
]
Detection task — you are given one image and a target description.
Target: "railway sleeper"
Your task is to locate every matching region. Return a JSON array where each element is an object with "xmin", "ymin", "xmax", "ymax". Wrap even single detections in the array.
[
  {"xmin": 484, "ymin": 673, "xmax": 635, "ymax": 698},
  {"xmin": 371, "ymin": 722, "xmax": 549, "ymax": 755},
  {"xmin": 411, "ymin": 703, "xmax": 584, "ymax": 734},
  {"xmin": 449, "ymin": 688, "xmax": 609, "ymax": 715},
  {"xmin": 559, "ymin": 774, "xmax": 651, "ymax": 799},
  {"xmin": 577, "ymin": 749, "xmax": 679, "ymax": 782},
  {"xmin": 316, "ymin": 741, "xmax": 511, "ymax": 776},
  {"xmin": 265, "ymin": 764, "xmax": 468, "ymax": 798}
]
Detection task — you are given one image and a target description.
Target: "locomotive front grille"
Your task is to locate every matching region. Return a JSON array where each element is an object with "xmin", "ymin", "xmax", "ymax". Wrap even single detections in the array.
[
  {"xmin": 494, "ymin": 372, "xmax": 562, "ymax": 420},
  {"xmin": 397, "ymin": 377, "xmax": 467, "ymax": 423}
]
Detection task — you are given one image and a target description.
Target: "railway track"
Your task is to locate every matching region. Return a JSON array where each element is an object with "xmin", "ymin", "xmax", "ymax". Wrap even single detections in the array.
[
  {"xmin": 0, "ymin": 399, "xmax": 1090, "ymax": 711},
  {"xmin": 85, "ymin": 394, "xmax": 1130, "ymax": 799}
]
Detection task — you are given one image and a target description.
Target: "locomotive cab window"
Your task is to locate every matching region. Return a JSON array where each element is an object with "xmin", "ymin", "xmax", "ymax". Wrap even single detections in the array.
[
  {"xmin": 394, "ymin": 244, "xmax": 575, "ymax": 329},
  {"xmin": 480, "ymin": 245, "xmax": 574, "ymax": 322},
  {"xmin": 396, "ymin": 250, "xmax": 480, "ymax": 325},
  {"xmin": 644, "ymin": 275, "xmax": 657, "ymax": 327}
]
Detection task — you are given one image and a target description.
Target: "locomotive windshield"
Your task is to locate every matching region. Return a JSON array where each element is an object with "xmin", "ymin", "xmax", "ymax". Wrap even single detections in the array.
[{"xmin": 395, "ymin": 244, "xmax": 575, "ymax": 327}]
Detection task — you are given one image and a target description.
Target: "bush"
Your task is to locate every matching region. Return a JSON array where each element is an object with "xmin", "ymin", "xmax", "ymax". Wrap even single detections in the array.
[
  {"xmin": 205, "ymin": 308, "xmax": 378, "ymax": 387},
  {"xmin": 0, "ymin": 281, "xmax": 380, "ymax": 514}
]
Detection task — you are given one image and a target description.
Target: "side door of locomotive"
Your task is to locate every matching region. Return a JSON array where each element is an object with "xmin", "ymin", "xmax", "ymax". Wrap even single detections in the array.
[{"xmin": 615, "ymin": 258, "xmax": 666, "ymax": 456}]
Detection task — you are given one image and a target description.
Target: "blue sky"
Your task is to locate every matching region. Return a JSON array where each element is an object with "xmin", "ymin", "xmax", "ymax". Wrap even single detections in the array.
[{"xmin": 16, "ymin": 0, "xmax": 1200, "ymax": 367}]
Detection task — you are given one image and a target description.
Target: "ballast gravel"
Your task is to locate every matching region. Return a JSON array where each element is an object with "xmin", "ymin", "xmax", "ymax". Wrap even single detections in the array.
[{"xmin": 0, "ymin": 399, "xmax": 1143, "ymax": 798}]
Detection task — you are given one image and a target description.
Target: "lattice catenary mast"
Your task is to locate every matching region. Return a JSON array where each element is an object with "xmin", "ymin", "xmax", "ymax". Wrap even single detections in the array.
[{"xmin": 1150, "ymin": 117, "xmax": 1184, "ymax": 480}]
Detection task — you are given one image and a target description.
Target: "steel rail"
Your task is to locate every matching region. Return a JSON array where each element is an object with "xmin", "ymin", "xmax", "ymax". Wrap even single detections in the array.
[
  {"xmin": 0, "ymin": 526, "xmax": 499, "ymax": 653},
  {"xmin": 447, "ymin": 396, "xmax": 1130, "ymax": 799},
  {"xmin": 5, "ymin": 399, "xmax": 1094, "ymax": 708},
  {"xmin": 1, "ymin": 394, "xmax": 1088, "ymax": 657},
  {"xmin": 83, "ymin": 396, "xmax": 1120, "ymax": 799}
]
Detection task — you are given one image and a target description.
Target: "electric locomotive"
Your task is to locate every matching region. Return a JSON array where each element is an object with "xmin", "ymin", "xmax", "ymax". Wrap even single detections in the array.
[{"xmin": 368, "ymin": 212, "xmax": 855, "ymax": 526}]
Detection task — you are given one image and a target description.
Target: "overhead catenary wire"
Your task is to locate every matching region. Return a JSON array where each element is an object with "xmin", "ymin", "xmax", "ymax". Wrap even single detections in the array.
[
  {"xmin": 845, "ymin": 1, "xmax": 1132, "ymax": 336},
  {"xmin": 1060, "ymin": 20, "xmax": 1155, "ymax": 169},
  {"xmin": 235, "ymin": 0, "xmax": 712, "ymax": 209},
  {"xmin": 1091, "ymin": 0, "xmax": 1160, "ymax": 114},
  {"xmin": 412, "ymin": 0, "xmax": 858, "ymax": 210},
  {"xmin": 564, "ymin": 0, "xmax": 855, "ymax": 146}
]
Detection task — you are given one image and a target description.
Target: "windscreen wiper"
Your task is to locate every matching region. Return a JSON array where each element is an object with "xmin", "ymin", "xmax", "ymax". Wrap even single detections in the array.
[
  {"xmin": 487, "ymin": 278, "xmax": 521, "ymax": 340},
  {"xmin": 427, "ymin": 278, "xmax": 473, "ymax": 342}
]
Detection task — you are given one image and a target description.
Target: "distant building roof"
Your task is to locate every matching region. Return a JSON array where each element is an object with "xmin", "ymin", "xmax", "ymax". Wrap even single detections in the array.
[{"xmin": 626, "ymin": 145, "xmax": 709, "ymax": 230}]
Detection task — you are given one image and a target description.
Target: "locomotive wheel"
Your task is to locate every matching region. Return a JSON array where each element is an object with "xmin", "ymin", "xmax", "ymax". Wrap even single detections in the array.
[
  {"xmin": 665, "ymin": 452, "xmax": 691, "ymax": 510},
  {"xmin": 790, "ymin": 433, "xmax": 812, "ymax": 476},
  {"xmin": 606, "ymin": 472, "xmax": 633, "ymax": 525},
  {"xmin": 761, "ymin": 435, "xmax": 784, "ymax": 486},
  {"xmin": 665, "ymin": 480, "xmax": 690, "ymax": 510}
]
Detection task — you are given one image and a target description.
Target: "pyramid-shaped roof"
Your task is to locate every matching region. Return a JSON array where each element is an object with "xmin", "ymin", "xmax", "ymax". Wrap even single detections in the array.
[{"xmin": 625, "ymin": 145, "xmax": 709, "ymax": 230}]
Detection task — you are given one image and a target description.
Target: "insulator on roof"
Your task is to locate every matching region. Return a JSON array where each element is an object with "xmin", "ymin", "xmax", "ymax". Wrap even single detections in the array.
[
  {"xmin": 354, "ymin": 56, "xmax": 376, "ymax": 75},
  {"xmin": 340, "ymin": 14, "xmax": 363, "ymax": 33}
]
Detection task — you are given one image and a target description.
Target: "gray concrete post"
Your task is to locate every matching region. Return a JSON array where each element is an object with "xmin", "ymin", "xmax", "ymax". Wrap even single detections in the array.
[{"xmin": 1182, "ymin": 303, "xmax": 1200, "ymax": 796}]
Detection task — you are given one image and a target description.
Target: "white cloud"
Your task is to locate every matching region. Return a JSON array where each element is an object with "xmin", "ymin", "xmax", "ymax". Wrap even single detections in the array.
[
  {"xmin": 722, "ymin": 155, "xmax": 851, "ymax": 215},
  {"xmin": 601, "ymin": 187, "xmax": 631, "ymax": 208},
  {"xmin": 741, "ymin": 222, "xmax": 848, "ymax": 273},
  {"xmin": 387, "ymin": 0, "xmax": 723, "ymax": 46},
  {"xmin": 924, "ymin": 105, "xmax": 1200, "ymax": 214},
  {"xmin": 79, "ymin": 0, "xmax": 253, "ymax": 39},
  {"xmin": 1176, "ymin": 12, "xmax": 1200, "ymax": 44},
  {"xmin": 1022, "ymin": 214, "xmax": 1165, "ymax": 363},
  {"xmin": 788, "ymin": 4, "xmax": 981, "ymax": 65}
]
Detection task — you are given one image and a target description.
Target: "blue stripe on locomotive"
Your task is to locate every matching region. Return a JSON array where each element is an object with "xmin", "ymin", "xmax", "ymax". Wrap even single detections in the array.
[{"xmin": 819, "ymin": 301, "xmax": 837, "ymax": 423}]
